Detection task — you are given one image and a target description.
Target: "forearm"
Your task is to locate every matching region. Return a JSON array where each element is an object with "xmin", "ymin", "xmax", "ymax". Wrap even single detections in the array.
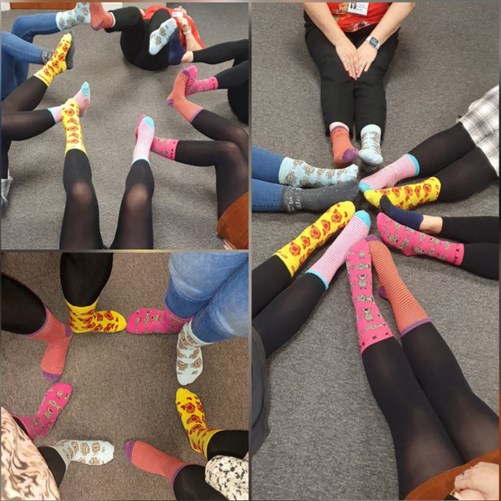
[
  {"xmin": 370, "ymin": 2, "xmax": 415, "ymax": 45},
  {"xmin": 303, "ymin": 2, "xmax": 347, "ymax": 46}
]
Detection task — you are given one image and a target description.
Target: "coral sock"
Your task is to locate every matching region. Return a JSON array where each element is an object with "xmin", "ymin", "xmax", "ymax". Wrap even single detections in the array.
[
  {"xmin": 125, "ymin": 440, "xmax": 188, "ymax": 485},
  {"xmin": 62, "ymin": 98, "xmax": 86, "ymax": 155},
  {"xmin": 176, "ymin": 388, "xmax": 221, "ymax": 459},
  {"xmin": 306, "ymin": 210, "xmax": 371, "ymax": 288},
  {"xmin": 377, "ymin": 212, "xmax": 464, "ymax": 265},
  {"xmin": 367, "ymin": 237, "xmax": 430, "ymax": 336},
  {"xmin": 380, "ymin": 195, "xmax": 423, "ymax": 230},
  {"xmin": 274, "ymin": 201, "xmax": 356, "ymax": 276},
  {"xmin": 167, "ymin": 69, "xmax": 202, "ymax": 122},
  {"xmin": 346, "ymin": 239, "xmax": 394, "ymax": 353},
  {"xmin": 330, "ymin": 123, "xmax": 359, "ymax": 168},
  {"xmin": 27, "ymin": 307, "xmax": 73, "ymax": 381},
  {"xmin": 34, "ymin": 33, "xmax": 73, "ymax": 87},
  {"xmin": 49, "ymin": 81, "xmax": 91, "ymax": 123},
  {"xmin": 359, "ymin": 153, "xmax": 420, "ymax": 192},
  {"xmin": 90, "ymin": 2, "xmax": 114, "ymax": 30},
  {"xmin": 133, "ymin": 116, "xmax": 155, "ymax": 164},
  {"xmin": 126, "ymin": 305, "xmax": 191, "ymax": 334},
  {"xmin": 184, "ymin": 65, "xmax": 219, "ymax": 95},
  {"xmin": 65, "ymin": 298, "xmax": 126, "ymax": 334},
  {"xmin": 16, "ymin": 383, "xmax": 72, "ymax": 440},
  {"xmin": 364, "ymin": 176, "xmax": 441, "ymax": 210},
  {"xmin": 51, "ymin": 440, "xmax": 114, "ymax": 467}
]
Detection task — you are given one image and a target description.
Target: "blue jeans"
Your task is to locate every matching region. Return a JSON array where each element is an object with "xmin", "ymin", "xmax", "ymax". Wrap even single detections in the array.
[
  {"xmin": 252, "ymin": 179, "xmax": 284, "ymax": 212},
  {"xmin": 252, "ymin": 146, "xmax": 284, "ymax": 183},
  {"xmin": 166, "ymin": 252, "xmax": 248, "ymax": 342},
  {"xmin": 2, "ymin": 14, "xmax": 59, "ymax": 99}
]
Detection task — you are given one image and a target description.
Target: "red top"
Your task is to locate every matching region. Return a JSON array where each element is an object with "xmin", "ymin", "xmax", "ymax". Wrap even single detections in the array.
[
  {"xmin": 143, "ymin": 6, "xmax": 206, "ymax": 49},
  {"xmin": 326, "ymin": 2, "xmax": 391, "ymax": 32}
]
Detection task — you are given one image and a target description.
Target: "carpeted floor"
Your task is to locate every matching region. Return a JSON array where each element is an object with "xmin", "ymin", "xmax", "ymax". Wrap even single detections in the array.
[
  {"xmin": 251, "ymin": 3, "xmax": 499, "ymax": 500},
  {"xmin": 1, "ymin": 252, "xmax": 248, "ymax": 500},
  {"xmin": 1, "ymin": 3, "xmax": 248, "ymax": 250}
]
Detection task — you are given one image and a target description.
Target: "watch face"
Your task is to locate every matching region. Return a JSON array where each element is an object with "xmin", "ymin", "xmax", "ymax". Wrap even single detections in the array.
[{"xmin": 370, "ymin": 38, "xmax": 378, "ymax": 48}]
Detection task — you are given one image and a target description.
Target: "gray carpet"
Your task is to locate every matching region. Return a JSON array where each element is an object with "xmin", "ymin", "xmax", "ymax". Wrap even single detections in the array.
[
  {"xmin": 251, "ymin": 3, "xmax": 499, "ymax": 500},
  {"xmin": 2, "ymin": 3, "xmax": 248, "ymax": 250},
  {"xmin": 1, "ymin": 252, "xmax": 248, "ymax": 500}
]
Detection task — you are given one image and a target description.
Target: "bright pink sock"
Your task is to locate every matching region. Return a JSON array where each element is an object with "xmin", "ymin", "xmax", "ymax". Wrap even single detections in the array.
[
  {"xmin": 133, "ymin": 116, "xmax": 155, "ymax": 164},
  {"xmin": 305, "ymin": 210, "xmax": 371, "ymax": 288},
  {"xmin": 359, "ymin": 154, "xmax": 420, "ymax": 192},
  {"xmin": 151, "ymin": 136, "xmax": 179, "ymax": 160},
  {"xmin": 377, "ymin": 213, "xmax": 464, "ymax": 265},
  {"xmin": 90, "ymin": 2, "xmax": 114, "ymax": 30},
  {"xmin": 126, "ymin": 305, "xmax": 191, "ymax": 335},
  {"xmin": 346, "ymin": 239, "xmax": 394, "ymax": 353},
  {"xmin": 15, "ymin": 383, "xmax": 72, "ymax": 440},
  {"xmin": 184, "ymin": 65, "xmax": 219, "ymax": 96},
  {"xmin": 49, "ymin": 82, "xmax": 91, "ymax": 124}
]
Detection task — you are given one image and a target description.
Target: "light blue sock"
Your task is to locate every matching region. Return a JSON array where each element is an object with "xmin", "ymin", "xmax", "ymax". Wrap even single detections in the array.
[
  {"xmin": 149, "ymin": 18, "xmax": 177, "ymax": 56},
  {"xmin": 359, "ymin": 124, "xmax": 383, "ymax": 167}
]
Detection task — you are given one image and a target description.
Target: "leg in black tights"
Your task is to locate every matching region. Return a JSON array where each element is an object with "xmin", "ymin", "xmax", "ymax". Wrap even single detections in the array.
[
  {"xmin": 192, "ymin": 39, "xmax": 248, "ymax": 67},
  {"xmin": 459, "ymin": 243, "xmax": 499, "ymax": 280},
  {"xmin": 440, "ymin": 216, "xmax": 499, "ymax": 244},
  {"xmin": 1, "ymin": 76, "xmax": 49, "ymax": 113},
  {"xmin": 2, "ymin": 110, "xmax": 55, "ymax": 141},
  {"xmin": 173, "ymin": 465, "xmax": 226, "ymax": 500},
  {"xmin": 207, "ymin": 430, "xmax": 248, "ymax": 460}
]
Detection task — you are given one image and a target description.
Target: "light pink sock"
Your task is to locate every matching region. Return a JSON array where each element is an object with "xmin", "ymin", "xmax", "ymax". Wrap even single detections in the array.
[
  {"xmin": 184, "ymin": 65, "xmax": 219, "ymax": 96},
  {"xmin": 133, "ymin": 116, "xmax": 155, "ymax": 164},
  {"xmin": 126, "ymin": 305, "xmax": 192, "ymax": 335},
  {"xmin": 305, "ymin": 210, "xmax": 371, "ymax": 288},
  {"xmin": 377, "ymin": 213, "xmax": 464, "ymax": 265},
  {"xmin": 151, "ymin": 136, "xmax": 179, "ymax": 160},
  {"xmin": 49, "ymin": 82, "xmax": 91, "ymax": 123},
  {"xmin": 359, "ymin": 154, "xmax": 420, "ymax": 192},
  {"xmin": 346, "ymin": 239, "xmax": 394, "ymax": 353}
]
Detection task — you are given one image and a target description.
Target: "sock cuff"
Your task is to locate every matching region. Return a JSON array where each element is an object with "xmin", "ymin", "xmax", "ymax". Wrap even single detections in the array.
[
  {"xmin": 26, "ymin": 307, "xmax": 54, "ymax": 338},
  {"xmin": 329, "ymin": 122, "xmax": 349, "ymax": 134},
  {"xmin": 360, "ymin": 124, "xmax": 381, "ymax": 135},
  {"xmin": 304, "ymin": 270, "xmax": 329, "ymax": 290},
  {"xmin": 405, "ymin": 154, "xmax": 420, "ymax": 176},
  {"xmin": 65, "ymin": 298, "xmax": 98, "ymax": 314},
  {"xmin": 400, "ymin": 317, "xmax": 432, "ymax": 337},
  {"xmin": 189, "ymin": 107, "xmax": 203, "ymax": 123},
  {"xmin": 48, "ymin": 444, "xmax": 71, "ymax": 469},
  {"xmin": 132, "ymin": 157, "xmax": 151, "ymax": 166}
]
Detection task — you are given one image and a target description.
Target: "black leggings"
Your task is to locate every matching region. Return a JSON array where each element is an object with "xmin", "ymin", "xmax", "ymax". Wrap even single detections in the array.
[
  {"xmin": 193, "ymin": 40, "xmax": 249, "ymax": 124},
  {"xmin": 106, "ymin": 7, "xmax": 171, "ymax": 71}
]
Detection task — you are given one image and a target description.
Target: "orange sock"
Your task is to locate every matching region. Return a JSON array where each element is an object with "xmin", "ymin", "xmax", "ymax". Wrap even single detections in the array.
[
  {"xmin": 167, "ymin": 70, "xmax": 203, "ymax": 123},
  {"xmin": 90, "ymin": 3, "xmax": 114, "ymax": 30},
  {"xmin": 368, "ymin": 237, "xmax": 430, "ymax": 336},
  {"xmin": 330, "ymin": 123, "xmax": 359, "ymax": 168}
]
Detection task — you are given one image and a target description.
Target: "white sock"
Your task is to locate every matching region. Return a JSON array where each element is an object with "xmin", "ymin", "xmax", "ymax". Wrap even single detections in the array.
[
  {"xmin": 51, "ymin": 440, "xmax": 114, "ymax": 467},
  {"xmin": 149, "ymin": 18, "xmax": 177, "ymax": 56},
  {"xmin": 359, "ymin": 124, "xmax": 383, "ymax": 167},
  {"xmin": 1, "ymin": 175, "xmax": 14, "ymax": 207},
  {"xmin": 176, "ymin": 321, "xmax": 211, "ymax": 386},
  {"xmin": 56, "ymin": 3, "xmax": 91, "ymax": 30}
]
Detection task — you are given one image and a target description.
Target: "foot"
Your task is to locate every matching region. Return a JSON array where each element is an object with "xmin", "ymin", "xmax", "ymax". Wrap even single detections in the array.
[
  {"xmin": 132, "ymin": 116, "xmax": 155, "ymax": 163},
  {"xmin": 176, "ymin": 322, "xmax": 207, "ymax": 386},
  {"xmin": 167, "ymin": 69, "xmax": 189, "ymax": 107},
  {"xmin": 56, "ymin": 3, "xmax": 90, "ymax": 30},
  {"xmin": 167, "ymin": 28, "xmax": 186, "ymax": 65},
  {"xmin": 66, "ymin": 299, "xmax": 127, "ymax": 334},
  {"xmin": 380, "ymin": 195, "xmax": 423, "ymax": 231},
  {"xmin": 330, "ymin": 123, "xmax": 359, "ymax": 168},
  {"xmin": 90, "ymin": 2, "xmax": 114, "ymax": 30},
  {"xmin": 358, "ymin": 124, "xmax": 383, "ymax": 167},
  {"xmin": 149, "ymin": 18, "xmax": 177, "ymax": 56},
  {"xmin": 126, "ymin": 306, "xmax": 190, "ymax": 335},
  {"xmin": 73, "ymin": 81, "xmax": 91, "ymax": 116},
  {"xmin": 54, "ymin": 439, "xmax": 114, "ymax": 465}
]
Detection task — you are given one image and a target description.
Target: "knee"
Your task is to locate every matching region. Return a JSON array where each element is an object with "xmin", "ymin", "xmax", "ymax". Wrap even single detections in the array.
[
  {"xmin": 11, "ymin": 16, "xmax": 30, "ymax": 34},
  {"xmin": 216, "ymin": 140, "xmax": 244, "ymax": 162},
  {"xmin": 123, "ymin": 184, "xmax": 151, "ymax": 213},
  {"xmin": 68, "ymin": 181, "xmax": 95, "ymax": 208},
  {"xmin": 228, "ymin": 127, "xmax": 248, "ymax": 149}
]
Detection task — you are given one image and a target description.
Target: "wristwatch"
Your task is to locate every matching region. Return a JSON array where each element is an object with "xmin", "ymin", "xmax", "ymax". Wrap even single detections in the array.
[{"xmin": 366, "ymin": 36, "xmax": 381, "ymax": 50}]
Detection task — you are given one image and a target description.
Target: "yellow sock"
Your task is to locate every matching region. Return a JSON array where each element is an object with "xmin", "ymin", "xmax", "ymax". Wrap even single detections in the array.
[
  {"xmin": 34, "ymin": 33, "xmax": 73, "ymax": 87},
  {"xmin": 274, "ymin": 201, "xmax": 355, "ymax": 276},
  {"xmin": 65, "ymin": 298, "xmax": 126, "ymax": 334},
  {"xmin": 62, "ymin": 99, "xmax": 87, "ymax": 155},
  {"xmin": 364, "ymin": 177, "xmax": 441, "ymax": 210},
  {"xmin": 176, "ymin": 388, "xmax": 221, "ymax": 459}
]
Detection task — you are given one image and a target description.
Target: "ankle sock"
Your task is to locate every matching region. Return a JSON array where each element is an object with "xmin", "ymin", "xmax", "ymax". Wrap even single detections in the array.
[
  {"xmin": 56, "ymin": 3, "xmax": 90, "ymax": 30},
  {"xmin": 151, "ymin": 136, "xmax": 179, "ymax": 160},
  {"xmin": 367, "ymin": 237, "xmax": 430, "ymax": 336},
  {"xmin": 49, "ymin": 81, "xmax": 91, "ymax": 123},
  {"xmin": 176, "ymin": 388, "xmax": 221, "ymax": 459},
  {"xmin": 380, "ymin": 195, "xmax": 423, "ymax": 230},
  {"xmin": 126, "ymin": 305, "xmax": 191, "ymax": 335},
  {"xmin": 90, "ymin": 2, "xmax": 114, "ymax": 30},
  {"xmin": 133, "ymin": 116, "xmax": 154, "ymax": 164},
  {"xmin": 66, "ymin": 298, "xmax": 126, "ymax": 334},
  {"xmin": 167, "ymin": 69, "xmax": 202, "ymax": 123},
  {"xmin": 125, "ymin": 440, "xmax": 187, "ymax": 485},
  {"xmin": 51, "ymin": 440, "xmax": 114, "ymax": 467},
  {"xmin": 346, "ymin": 239, "xmax": 393, "ymax": 353},
  {"xmin": 16, "ymin": 383, "xmax": 72, "ymax": 440},
  {"xmin": 274, "ymin": 201, "xmax": 356, "ymax": 276},
  {"xmin": 359, "ymin": 153, "xmax": 420, "ymax": 192},
  {"xmin": 62, "ymin": 98, "xmax": 86, "ymax": 155},
  {"xmin": 149, "ymin": 18, "xmax": 177, "ymax": 56},
  {"xmin": 176, "ymin": 321, "xmax": 211, "ymax": 386},
  {"xmin": 168, "ymin": 28, "xmax": 186, "ymax": 65},
  {"xmin": 359, "ymin": 124, "xmax": 383, "ymax": 167},
  {"xmin": 27, "ymin": 307, "xmax": 73, "ymax": 381},
  {"xmin": 34, "ymin": 33, "xmax": 74, "ymax": 87},
  {"xmin": 306, "ymin": 210, "xmax": 371, "ymax": 288},
  {"xmin": 329, "ymin": 123, "xmax": 359, "ymax": 167},
  {"xmin": 184, "ymin": 65, "xmax": 218, "ymax": 96}
]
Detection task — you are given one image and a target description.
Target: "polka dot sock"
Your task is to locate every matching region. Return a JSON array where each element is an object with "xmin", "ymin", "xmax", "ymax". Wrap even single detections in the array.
[{"xmin": 184, "ymin": 65, "xmax": 218, "ymax": 96}]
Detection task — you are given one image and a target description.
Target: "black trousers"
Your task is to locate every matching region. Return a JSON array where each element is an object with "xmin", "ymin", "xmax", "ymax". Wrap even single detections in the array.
[{"xmin": 305, "ymin": 17, "xmax": 399, "ymax": 137}]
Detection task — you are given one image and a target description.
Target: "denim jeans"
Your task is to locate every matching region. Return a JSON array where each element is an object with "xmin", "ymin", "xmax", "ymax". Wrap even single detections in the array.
[
  {"xmin": 252, "ymin": 146, "xmax": 284, "ymax": 183},
  {"xmin": 2, "ymin": 14, "xmax": 59, "ymax": 99},
  {"xmin": 252, "ymin": 179, "xmax": 283, "ymax": 212},
  {"xmin": 166, "ymin": 252, "xmax": 248, "ymax": 342}
]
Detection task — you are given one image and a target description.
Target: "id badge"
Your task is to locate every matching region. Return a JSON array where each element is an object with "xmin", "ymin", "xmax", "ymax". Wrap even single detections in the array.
[{"xmin": 347, "ymin": 3, "xmax": 369, "ymax": 16}]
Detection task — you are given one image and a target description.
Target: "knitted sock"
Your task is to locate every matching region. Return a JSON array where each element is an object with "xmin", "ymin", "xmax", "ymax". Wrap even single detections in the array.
[
  {"xmin": 51, "ymin": 440, "xmax": 114, "ymax": 467},
  {"xmin": 34, "ymin": 33, "xmax": 74, "ymax": 87},
  {"xmin": 358, "ymin": 124, "xmax": 383, "ymax": 167},
  {"xmin": 184, "ymin": 65, "xmax": 218, "ymax": 96},
  {"xmin": 176, "ymin": 321, "xmax": 212, "ymax": 386},
  {"xmin": 380, "ymin": 195, "xmax": 423, "ymax": 231},
  {"xmin": 346, "ymin": 239, "xmax": 394, "ymax": 353},
  {"xmin": 149, "ymin": 18, "xmax": 177, "ymax": 56},
  {"xmin": 124, "ymin": 440, "xmax": 188, "ymax": 485},
  {"xmin": 274, "ymin": 201, "xmax": 356, "ymax": 276},
  {"xmin": 133, "ymin": 116, "xmax": 154, "ymax": 164},
  {"xmin": 56, "ymin": 3, "xmax": 90, "ymax": 30},
  {"xmin": 306, "ymin": 210, "xmax": 371, "ymax": 288},
  {"xmin": 281, "ymin": 180, "xmax": 358, "ymax": 212},
  {"xmin": 359, "ymin": 153, "xmax": 420, "ymax": 192},
  {"xmin": 16, "ymin": 383, "xmax": 72, "ymax": 440},
  {"xmin": 167, "ymin": 69, "xmax": 202, "ymax": 123},
  {"xmin": 176, "ymin": 388, "xmax": 221, "ymax": 459},
  {"xmin": 278, "ymin": 160, "xmax": 359, "ymax": 188},
  {"xmin": 377, "ymin": 212, "xmax": 464, "ymax": 264},
  {"xmin": 168, "ymin": 29, "xmax": 186, "ymax": 65},
  {"xmin": 62, "ymin": 98, "xmax": 86, "ymax": 155},
  {"xmin": 89, "ymin": 2, "xmax": 114, "ymax": 30},
  {"xmin": 330, "ymin": 122, "xmax": 359, "ymax": 168},
  {"xmin": 65, "ymin": 298, "xmax": 126, "ymax": 334},
  {"xmin": 126, "ymin": 305, "xmax": 192, "ymax": 335},
  {"xmin": 368, "ymin": 237, "xmax": 431, "ymax": 336},
  {"xmin": 48, "ymin": 81, "xmax": 91, "ymax": 123},
  {"xmin": 364, "ymin": 176, "xmax": 441, "ymax": 210},
  {"xmin": 26, "ymin": 307, "xmax": 73, "ymax": 382}
]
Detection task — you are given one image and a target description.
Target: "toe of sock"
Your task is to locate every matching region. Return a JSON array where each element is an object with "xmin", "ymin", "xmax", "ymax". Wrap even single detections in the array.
[
  {"xmin": 124, "ymin": 440, "xmax": 136, "ymax": 461},
  {"xmin": 363, "ymin": 190, "xmax": 382, "ymax": 208},
  {"xmin": 177, "ymin": 370, "xmax": 201, "ymax": 386},
  {"xmin": 42, "ymin": 370, "xmax": 62, "ymax": 383},
  {"xmin": 355, "ymin": 210, "xmax": 371, "ymax": 228}
]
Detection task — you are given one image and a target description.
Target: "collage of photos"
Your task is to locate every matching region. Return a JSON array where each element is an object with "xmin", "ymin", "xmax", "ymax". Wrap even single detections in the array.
[{"xmin": 0, "ymin": 1, "xmax": 499, "ymax": 501}]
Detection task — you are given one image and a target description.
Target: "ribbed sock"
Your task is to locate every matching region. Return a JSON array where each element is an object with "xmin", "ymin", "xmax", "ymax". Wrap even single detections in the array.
[
  {"xmin": 56, "ymin": 3, "xmax": 90, "ymax": 30},
  {"xmin": 89, "ymin": 2, "xmax": 114, "ymax": 30},
  {"xmin": 126, "ymin": 305, "xmax": 191, "ymax": 335},
  {"xmin": 330, "ymin": 122, "xmax": 359, "ymax": 167},
  {"xmin": 34, "ymin": 33, "xmax": 74, "ymax": 87},
  {"xmin": 184, "ymin": 65, "xmax": 218, "ymax": 96},
  {"xmin": 167, "ymin": 69, "xmax": 202, "ymax": 122},
  {"xmin": 380, "ymin": 195, "xmax": 423, "ymax": 230},
  {"xmin": 358, "ymin": 124, "xmax": 383, "ymax": 167},
  {"xmin": 49, "ymin": 81, "xmax": 90, "ymax": 123},
  {"xmin": 51, "ymin": 440, "xmax": 114, "ymax": 467},
  {"xmin": 65, "ymin": 298, "xmax": 126, "ymax": 334},
  {"xmin": 133, "ymin": 116, "xmax": 154, "ymax": 164},
  {"xmin": 62, "ymin": 98, "xmax": 87, "ymax": 155},
  {"xmin": 149, "ymin": 18, "xmax": 177, "ymax": 55}
]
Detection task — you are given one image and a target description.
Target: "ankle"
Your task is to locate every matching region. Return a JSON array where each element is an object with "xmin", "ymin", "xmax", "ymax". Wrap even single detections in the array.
[
  {"xmin": 419, "ymin": 215, "xmax": 442, "ymax": 234},
  {"xmin": 181, "ymin": 51, "xmax": 193, "ymax": 64}
]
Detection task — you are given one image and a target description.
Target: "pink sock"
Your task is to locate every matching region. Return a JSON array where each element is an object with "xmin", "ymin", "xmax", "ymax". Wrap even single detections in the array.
[
  {"xmin": 133, "ymin": 116, "xmax": 155, "ymax": 164},
  {"xmin": 306, "ymin": 210, "xmax": 371, "ymax": 288},
  {"xmin": 377, "ymin": 213, "xmax": 464, "ymax": 265},
  {"xmin": 49, "ymin": 82, "xmax": 91, "ymax": 124},
  {"xmin": 184, "ymin": 65, "xmax": 219, "ymax": 96},
  {"xmin": 151, "ymin": 136, "xmax": 179, "ymax": 160},
  {"xmin": 15, "ymin": 383, "xmax": 72, "ymax": 440},
  {"xmin": 359, "ymin": 154, "xmax": 420, "ymax": 192},
  {"xmin": 126, "ymin": 305, "xmax": 192, "ymax": 335},
  {"xmin": 346, "ymin": 239, "xmax": 394, "ymax": 353}
]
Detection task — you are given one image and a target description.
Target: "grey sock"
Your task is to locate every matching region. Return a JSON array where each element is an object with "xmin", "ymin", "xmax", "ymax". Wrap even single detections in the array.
[{"xmin": 41, "ymin": 49, "xmax": 54, "ymax": 64}]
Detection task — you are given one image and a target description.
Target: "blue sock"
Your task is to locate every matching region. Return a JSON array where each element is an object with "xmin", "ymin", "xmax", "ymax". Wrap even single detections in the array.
[
  {"xmin": 168, "ymin": 29, "xmax": 185, "ymax": 65},
  {"xmin": 380, "ymin": 195, "xmax": 423, "ymax": 230}
]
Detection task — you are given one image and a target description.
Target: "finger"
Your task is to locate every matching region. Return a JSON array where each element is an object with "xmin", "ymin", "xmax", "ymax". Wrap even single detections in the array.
[
  {"xmin": 364, "ymin": 60, "xmax": 372, "ymax": 72},
  {"xmin": 454, "ymin": 475, "xmax": 468, "ymax": 491}
]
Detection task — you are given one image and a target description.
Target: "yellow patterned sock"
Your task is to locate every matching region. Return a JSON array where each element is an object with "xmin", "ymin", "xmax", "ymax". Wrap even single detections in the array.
[
  {"xmin": 176, "ymin": 388, "xmax": 222, "ymax": 459},
  {"xmin": 364, "ymin": 177, "xmax": 441, "ymax": 210},
  {"xmin": 65, "ymin": 298, "xmax": 126, "ymax": 334},
  {"xmin": 273, "ymin": 201, "xmax": 355, "ymax": 276},
  {"xmin": 34, "ymin": 33, "xmax": 73, "ymax": 87},
  {"xmin": 62, "ymin": 98, "xmax": 87, "ymax": 155}
]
